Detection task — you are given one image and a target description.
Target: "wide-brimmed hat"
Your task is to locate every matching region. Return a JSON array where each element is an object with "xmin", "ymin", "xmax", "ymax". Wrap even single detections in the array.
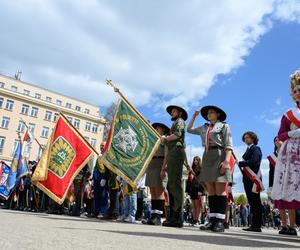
[
  {"xmin": 166, "ymin": 105, "xmax": 188, "ymax": 121},
  {"xmin": 201, "ymin": 105, "xmax": 227, "ymax": 122},
  {"xmin": 152, "ymin": 123, "xmax": 170, "ymax": 135}
]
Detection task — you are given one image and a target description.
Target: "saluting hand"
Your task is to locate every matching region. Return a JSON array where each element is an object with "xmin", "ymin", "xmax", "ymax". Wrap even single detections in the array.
[{"xmin": 193, "ymin": 110, "xmax": 200, "ymax": 118}]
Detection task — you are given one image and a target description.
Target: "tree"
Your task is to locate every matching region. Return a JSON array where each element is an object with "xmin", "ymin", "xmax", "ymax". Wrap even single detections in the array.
[
  {"xmin": 102, "ymin": 102, "xmax": 117, "ymax": 141},
  {"xmin": 236, "ymin": 194, "xmax": 248, "ymax": 205}
]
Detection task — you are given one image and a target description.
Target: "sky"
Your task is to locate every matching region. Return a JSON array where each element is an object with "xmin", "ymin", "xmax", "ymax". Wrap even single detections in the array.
[{"xmin": 1, "ymin": 0, "xmax": 300, "ymax": 192}]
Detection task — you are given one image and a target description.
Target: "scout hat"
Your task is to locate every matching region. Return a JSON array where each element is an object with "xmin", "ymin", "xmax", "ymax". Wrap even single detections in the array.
[
  {"xmin": 152, "ymin": 123, "xmax": 170, "ymax": 135},
  {"xmin": 201, "ymin": 105, "xmax": 227, "ymax": 122},
  {"xmin": 166, "ymin": 105, "xmax": 188, "ymax": 121},
  {"xmin": 290, "ymin": 69, "xmax": 300, "ymax": 91}
]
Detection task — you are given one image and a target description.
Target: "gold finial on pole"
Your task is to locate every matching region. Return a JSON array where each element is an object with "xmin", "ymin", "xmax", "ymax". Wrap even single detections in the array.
[
  {"xmin": 105, "ymin": 79, "xmax": 161, "ymax": 138},
  {"xmin": 106, "ymin": 79, "xmax": 120, "ymax": 94}
]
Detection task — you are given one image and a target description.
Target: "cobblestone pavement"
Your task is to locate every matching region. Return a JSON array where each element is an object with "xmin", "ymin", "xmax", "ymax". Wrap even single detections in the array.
[{"xmin": 1, "ymin": 209, "xmax": 300, "ymax": 250}]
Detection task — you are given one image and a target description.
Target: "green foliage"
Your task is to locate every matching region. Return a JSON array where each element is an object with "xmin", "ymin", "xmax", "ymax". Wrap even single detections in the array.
[{"xmin": 235, "ymin": 194, "xmax": 248, "ymax": 205}]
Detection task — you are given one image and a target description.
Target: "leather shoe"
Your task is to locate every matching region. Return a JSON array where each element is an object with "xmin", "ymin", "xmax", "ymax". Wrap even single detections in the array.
[{"xmin": 242, "ymin": 227, "xmax": 262, "ymax": 232}]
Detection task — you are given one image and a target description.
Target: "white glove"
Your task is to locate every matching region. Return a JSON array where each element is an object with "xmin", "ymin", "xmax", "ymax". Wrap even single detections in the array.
[
  {"xmin": 288, "ymin": 129, "xmax": 300, "ymax": 138},
  {"xmin": 100, "ymin": 179, "xmax": 106, "ymax": 187}
]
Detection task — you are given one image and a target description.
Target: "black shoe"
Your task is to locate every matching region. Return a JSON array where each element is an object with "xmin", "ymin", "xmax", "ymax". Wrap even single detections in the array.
[
  {"xmin": 163, "ymin": 212, "xmax": 183, "ymax": 228},
  {"xmin": 287, "ymin": 228, "xmax": 297, "ymax": 236},
  {"xmin": 242, "ymin": 227, "xmax": 262, "ymax": 232},
  {"xmin": 212, "ymin": 219, "xmax": 225, "ymax": 232},
  {"xmin": 224, "ymin": 222, "xmax": 229, "ymax": 229},
  {"xmin": 200, "ymin": 218, "xmax": 215, "ymax": 231},
  {"xmin": 279, "ymin": 227, "xmax": 289, "ymax": 235},
  {"xmin": 147, "ymin": 214, "xmax": 162, "ymax": 226},
  {"xmin": 163, "ymin": 219, "xmax": 183, "ymax": 228}
]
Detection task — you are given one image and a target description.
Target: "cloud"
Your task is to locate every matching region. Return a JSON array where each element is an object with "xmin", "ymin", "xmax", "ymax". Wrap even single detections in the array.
[
  {"xmin": 275, "ymin": 97, "xmax": 282, "ymax": 106},
  {"xmin": 264, "ymin": 117, "xmax": 282, "ymax": 126},
  {"xmin": 0, "ymin": 1, "xmax": 275, "ymax": 106},
  {"xmin": 0, "ymin": 1, "xmax": 299, "ymax": 111},
  {"xmin": 274, "ymin": 0, "xmax": 300, "ymax": 23}
]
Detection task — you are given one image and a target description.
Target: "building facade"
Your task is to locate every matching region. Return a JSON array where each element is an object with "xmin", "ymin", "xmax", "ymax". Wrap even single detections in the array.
[{"xmin": 0, "ymin": 74, "xmax": 105, "ymax": 163}]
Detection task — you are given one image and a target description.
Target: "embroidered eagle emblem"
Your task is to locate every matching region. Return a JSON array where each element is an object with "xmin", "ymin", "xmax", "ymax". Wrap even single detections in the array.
[{"xmin": 114, "ymin": 126, "xmax": 138, "ymax": 153}]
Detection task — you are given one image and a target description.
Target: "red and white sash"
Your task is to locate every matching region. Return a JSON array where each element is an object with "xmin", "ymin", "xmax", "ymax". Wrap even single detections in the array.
[
  {"xmin": 267, "ymin": 154, "xmax": 277, "ymax": 168},
  {"xmin": 286, "ymin": 108, "xmax": 300, "ymax": 128},
  {"xmin": 242, "ymin": 167, "xmax": 265, "ymax": 193}
]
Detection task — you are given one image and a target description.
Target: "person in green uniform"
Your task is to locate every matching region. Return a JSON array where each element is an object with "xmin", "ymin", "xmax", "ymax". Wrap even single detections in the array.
[
  {"xmin": 187, "ymin": 105, "xmax": 233, "ymax": 232},
  {"xmin": 161, "ymin": 105, "xmax": 192, "ymax": 227}
]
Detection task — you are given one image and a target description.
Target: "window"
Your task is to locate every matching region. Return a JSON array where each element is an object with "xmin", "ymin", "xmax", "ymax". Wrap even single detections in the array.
[
  {"xmin": 41, "ymin": 127, "xmax": 49, "ymax": 138},
  {"xmin": 17, "ymin": 121, "xmax": 25, "ymax": 133},
  {"xmin": 53, "ymin": 113, "xmax": 59, "ymax": 122},
  {"xmin": 90, "ymin": 138, "xmax": 96, "ymax": 148},
  {"xmin": 35, "ymin": 93, "xmax": 41, "ymax": 99},
  {"xmin": 56, "ymin": 100, "xmax": 62, "ymax": 106},
  {"xmin": 21, "ymin": 104, "xmax": 29, "ymax": 115},
  {"xmin": 74, "ymin": 119, "xmax": 80, "ymax": 128},
  {"xmin": 36, "ymin": 145, "xmax": 44, "ymax": 160},
  {"xmin": 84, "ymin": 108, "xmax": 90, "ymax": 114},
  {"xmin": 75, "ymin": 106, "xmax": 81, "ymax": 112},
  {"xmin": 92, "ymin": 124, "xmax": 98, "ymax": 133},
  {"xmin": 28, "ymin": 123, "xmax": 35, "ymax": 133},
  {"xmin": 84, "ymin": 136, "xmax": 89, "ymax": 141},
  {"xmin": 11, "ymin": 139, "xmax": 20, "ymax": 156},
  {"xmin": 31, "ymin": 107, "xmax": 39, "ymax": 117},
  {"xmin": 0, "ymin": 136, "xmax": 5, "ymax": 154},
  {"xmin": 66, "ymin": 103, "xmax": 72, "ymax": 109},
  {"xmin": 6, "ymin": 100, "xmax": 14, "ymax": 110},
  {"xmin": 1, "ymin": 117, "xmax": 10, "ymax": 129},
  {"xmin": 11, "ymin": 85, "xmax": 17, "ymax": 92},
  {"xmin": 0, "ymin": 98, "xmax": 3, "ymax": 108},
  {"xmin": 85, "ymin": 122, "xmax": 91, "ymax": 131},
  {"xmin": 0, "ymin": 82, "xmax": 4, "ymax": 88},
  {"xmin": 67, "ymin": 116, "xmax": 73, "ymax": 124},
  {"xmin": 46, "ymin": 96, "xmax": 52, "ymax": 102},
  {"xmin": 44, "ymin": 111, "xmax": 52, "ymax": 121},
  {"xmin": 23, "ymin": 89, "xmax": 30, "ymax": 96}
]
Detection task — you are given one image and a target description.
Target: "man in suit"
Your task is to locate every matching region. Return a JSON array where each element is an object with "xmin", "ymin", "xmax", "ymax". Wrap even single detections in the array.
[{"xmin": 238, "ymin": 131, "xmax": 263, "ymax": 232}]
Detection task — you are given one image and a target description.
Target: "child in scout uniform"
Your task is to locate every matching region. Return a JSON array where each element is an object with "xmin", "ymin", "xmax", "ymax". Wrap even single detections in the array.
[
  {"xmin": 271, "ymin": 69, "xmax": 300, "ymax": 236},
  {"xmin": 144, "ymin": 122, "xmax": 169, "ymax": 225},
  {"xmin": 187, "ymin": 105, "xmax": 233, "ymax": 232},
  {"xmin": 161, "ymin": 105, "xmax": 192, "ymax": 228}
]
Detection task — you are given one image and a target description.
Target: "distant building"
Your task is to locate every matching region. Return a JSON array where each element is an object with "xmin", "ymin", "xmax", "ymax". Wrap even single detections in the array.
[{"xmin": 0, "ymin": 73, "xmax": 105, "ymax": 162}]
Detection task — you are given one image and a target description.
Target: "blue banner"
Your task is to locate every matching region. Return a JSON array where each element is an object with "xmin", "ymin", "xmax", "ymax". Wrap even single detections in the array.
[{"xmin": 0, "ymin": 162, "xmax": 13, "ymax": 200}]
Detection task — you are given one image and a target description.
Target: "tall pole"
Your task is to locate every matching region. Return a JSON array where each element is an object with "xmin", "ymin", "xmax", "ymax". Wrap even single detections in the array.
[{"xmin": 106, "ymin": 80, "xmax": 161, "ymax": 138}]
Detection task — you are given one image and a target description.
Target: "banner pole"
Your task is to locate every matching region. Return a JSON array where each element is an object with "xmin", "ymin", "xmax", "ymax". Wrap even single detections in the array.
[
  {"xmin": 106, "ymin": 80, "xmax": 161, "ymax": 138},
  {"xmin": 19, "ymin": 117, "xmax": 43, "ymax": 150},
  {"xmin": 59, "ymin": 112, "xmax": 99, "ymax": 156}
]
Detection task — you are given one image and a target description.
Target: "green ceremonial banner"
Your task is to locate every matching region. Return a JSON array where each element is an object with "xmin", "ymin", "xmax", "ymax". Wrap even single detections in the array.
[{"xmin": 101, "ymin": 98, "xmax": 160, "ymax": 187}]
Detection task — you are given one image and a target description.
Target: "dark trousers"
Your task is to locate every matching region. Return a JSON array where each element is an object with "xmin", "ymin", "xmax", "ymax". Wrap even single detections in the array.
[
  {"xmin": 136, "ymin": 198, "xmax": 144, "ymax": 219},
  {"xmin": 107, "ymin": 189, "xmax": 118, "ymax": 217},
  {"xmin": 244, "ymin": 181, "xmax": 262, "ymax": 229}
]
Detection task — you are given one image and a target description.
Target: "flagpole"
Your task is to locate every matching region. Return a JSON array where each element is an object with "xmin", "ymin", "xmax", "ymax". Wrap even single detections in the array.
[
  {"xmin": 19, "ymin": 117, "xmax": 43, "ymax": 149},
  {"xmin": 106, "ymin": 79, "xmax": 161, "ymax": 138},
  {"xmin": 59, "ymin": 112, "xmax": 99, "ymax": 156},
  {"xmin": 105, "ymin": 80, "xmax": 195, "ymax": 175}
]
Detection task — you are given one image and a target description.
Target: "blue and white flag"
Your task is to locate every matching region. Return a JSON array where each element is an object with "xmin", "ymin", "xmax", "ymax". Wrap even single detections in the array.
[{"xmin": 7, "ymin": 141, "xmax": 28, "ymax": 191}]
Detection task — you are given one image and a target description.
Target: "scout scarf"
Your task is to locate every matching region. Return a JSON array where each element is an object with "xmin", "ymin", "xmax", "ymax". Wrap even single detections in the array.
[{"xmin": 242, "ymin": 167, "xmax": 265, "ymax": 193}]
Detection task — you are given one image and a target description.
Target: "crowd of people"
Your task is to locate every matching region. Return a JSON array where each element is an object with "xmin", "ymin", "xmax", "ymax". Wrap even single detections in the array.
[{"xmin": 1, "ymin": 69, "xmax": 300, "ymax": 237}]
